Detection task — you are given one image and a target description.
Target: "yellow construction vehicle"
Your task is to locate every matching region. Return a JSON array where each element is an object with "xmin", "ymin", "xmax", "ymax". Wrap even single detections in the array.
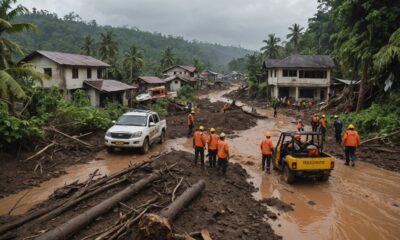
[{"xmin": 273, "ymin": 131, "xmax": 335, "ymax": 184}]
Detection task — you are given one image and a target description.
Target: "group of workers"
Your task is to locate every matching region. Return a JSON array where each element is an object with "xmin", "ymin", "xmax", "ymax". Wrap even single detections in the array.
[{"xmin": 192, "ymin": 125, "xmax": 230, "ymax": 175}]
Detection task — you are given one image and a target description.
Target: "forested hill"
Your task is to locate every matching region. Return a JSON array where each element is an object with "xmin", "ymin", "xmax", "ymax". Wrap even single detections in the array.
[{"xmin": 10, "ymin": 11, "xmax": 252, "ymax": 69}]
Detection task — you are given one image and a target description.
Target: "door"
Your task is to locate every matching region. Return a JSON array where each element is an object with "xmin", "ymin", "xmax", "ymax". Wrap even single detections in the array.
[{"xmin": 148, "ymin": 115, "xmax": 157, "ymax": 142}]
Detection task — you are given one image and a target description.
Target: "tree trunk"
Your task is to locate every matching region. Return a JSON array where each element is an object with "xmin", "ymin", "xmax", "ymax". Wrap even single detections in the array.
[
  {"xmin": 35, "ymin": 171, "xmax": 162, "ymax": 240},
  {"xmin": 356, "ymin": 62, "xmax": 369, "ymax": 111},
  {"xmin": 8, "ymin": 94, "xmax": 16, "ymax": 116}
]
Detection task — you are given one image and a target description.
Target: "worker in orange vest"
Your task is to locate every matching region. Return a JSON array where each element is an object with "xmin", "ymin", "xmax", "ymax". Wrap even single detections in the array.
[
  {"xmin": 296, "ymin": 119, "xmax": 304, "ymax": 132},
  {"xmin": 187, "ymin": 110, "xmax": 195, "ymax": 137},
  {"xmin": 207, "ymin": 128, "xmax": 219, "ymax": 168},
  {"xmin": 193, "ymin": 125, "xmax": 206, "ymax": 167},
  {"xmin": 319, "ymin": 114, "xmax": 328, "ymax": 141},
  {"xmin": 260, "ymin": 132, "xmax": 274, "ymax": 173},
  {"xmin": 217, "ymin": 133, "xmax": 230, "ymax": 175},
  {"xmin": 223, "ymin": 103, "xmax": 229, "ymax": 113},
  {"xmin": 341, "ymin": 124, "xmax": 361, "ymax": 167},
  {"xmin": 288, "ymin": 133, "xmax": 305, "ymax": 151},
  {"xmin": 311, "ymin": 113, "xmax": 319, "ymax": 132}
]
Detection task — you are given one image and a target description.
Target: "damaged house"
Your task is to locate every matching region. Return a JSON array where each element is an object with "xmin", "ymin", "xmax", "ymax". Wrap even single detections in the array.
[
  {"xmin": 20, "ymin": 50, "xmax": 135, "ymax": 107},
  {"xmin": 262, "ymin": 55, "xmax": 335, "ymax": 101}
]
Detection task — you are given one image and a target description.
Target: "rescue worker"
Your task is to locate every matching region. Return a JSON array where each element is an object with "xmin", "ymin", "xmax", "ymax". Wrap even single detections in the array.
[
  {"xmin": 260, "ymin": 132, "xmax": 274, "ymax": 173},
  {"xmin": 311, "ymin": 113, "xmax": 319, "ymax": 132},
  {"xmin": 333, "ymin": 115, "xmax": 343, "ymax": 144},
  {"xmin": 296, "ymin": 119, "xmax": 304, "ymax": 132},
  {"xmin": 319, "ymin": 114, "xmax": 328, "ymax": 141},
  {"xmin": 288, "ymin": 133, "xmax": 305, "ymax": 152},
  {"xmin": 342, "ymin": 124, "xmax": 360, "ymax": 167},
  {"xmin": 207, "ymin": 128, "xmax": 219, "ymax": 168},
  {"xmin": 217, "ymin": 133, "xmax": 230, "ymax": 175},
  {"xmin": 273, "ymin": 105, "xmax": 278, "ymax": 118},
  {"xmin": 223, "ymin": 103, "xmax": 229, "ymax": 113},
  {"xmin": 193, "ymin": 125, "xmax": 206, "ymax": 167},
  {"xmin": 187, "ymin": 110, "xmax": 195, "ymax": 137}
]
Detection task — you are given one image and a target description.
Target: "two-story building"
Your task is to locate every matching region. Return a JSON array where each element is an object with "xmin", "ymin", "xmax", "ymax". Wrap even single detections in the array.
[
  {"xmin": 262, "ymin": 55, "xmax": 335, "ymax": 101},
  {"xmin": 162, "ymin": 65, "xmax": 204, "ymax": 90},
  {"xmin": 20, "ymin": 50, "xmax": 135, "ymax": 107}
]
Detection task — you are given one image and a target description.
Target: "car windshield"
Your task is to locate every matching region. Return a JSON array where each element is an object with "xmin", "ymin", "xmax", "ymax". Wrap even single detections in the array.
[{"xmin": 116, "ymin": 115, "xmax": 147, "ymax": 126}]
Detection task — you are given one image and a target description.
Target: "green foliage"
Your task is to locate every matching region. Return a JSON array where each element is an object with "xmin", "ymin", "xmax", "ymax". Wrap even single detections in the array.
[
  {"xmin": 260, "ymin": 34, "xmax": 281, "ymax": 59},
  {"xmin": 71, "ymin": 89, "xmax": 90, "ymax": 107},
  {"xmin": 177, "ymin": 86, "xmax": 195, "ymax": 103},
  {"xmin": 151, "ymin": 98, "xmax": 169, "ymax": 118}
]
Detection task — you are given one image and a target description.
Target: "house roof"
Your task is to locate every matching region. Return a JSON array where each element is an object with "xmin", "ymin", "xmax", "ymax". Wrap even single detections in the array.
[
  {"xmin": 334, "ymin": 78, "xmax": 360, "ymax": 85},
  {"xmin": 164, "ymin": 75, "xmax": 196, "ymax": 83},
  {"xmin": 263, "ymin": 55, "xmax": 335, "ymax": 69},
  {"xmin": 138, "ymin": 76, "xmax": 165, "ymax": 84},
  {"xmin": 84, "ymin": 80, "xmax": 136, "ymax": 92},
  {"xmin": 20, "ymin": 50, "xmax": 110, "ymax": 67},
  {"xmin": 162, "ymin": 65, "xmax": 197, "ymax": 73}
]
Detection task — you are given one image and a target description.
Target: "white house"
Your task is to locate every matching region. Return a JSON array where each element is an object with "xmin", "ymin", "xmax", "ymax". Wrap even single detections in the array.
[
  {"xmin": 162, "ymin": 65, "xmax": 199, "ymax": 78},
  {"xmin": 164, "ymin": 75, "xmax": 197, "ymax": 92},
  {"xmin": 20, "ymin": 50, "xmax": 135, "ymax": 107},
  {"xmin": 262, "ymin": 55, "xmax": 335, "ymax": 101}
]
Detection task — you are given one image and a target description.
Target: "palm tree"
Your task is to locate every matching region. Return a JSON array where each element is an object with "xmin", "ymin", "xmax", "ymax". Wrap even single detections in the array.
[
  {"xmin": 123, "ymin": 45, "xmax": 144, "ymax": 81},
  {"xmin": 160, "ymin": 47, "xmax": 175, "ymax": 70},
  {"xmin": 0, "ymin": 0, "xmax": 41, "ymax": 115},
  {"xmin": 98, "ymin": 30, "xmax": 118, "ymax": 62},
  {"xmin": 80, "ymin": 35, "xmax": 95, "ymax": 56},
  {"xmin": 286, "ymin": 23, "xmax": 304, "ymax": 54},
  {"xmin": 260, "ymin": 34, "xmax": 281, "ymax": 59}
]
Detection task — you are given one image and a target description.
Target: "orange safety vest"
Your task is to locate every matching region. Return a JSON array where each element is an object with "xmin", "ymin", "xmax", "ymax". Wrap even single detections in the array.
[
  {"xmin": 320, "ymin": 118, "xmax": 327, "ymax": 128},
  {"xmin": 260, "ymin": 138, "xmax": 273, "ymax": 155},
  {"xmin": 187, "ymin": 114, "xmax": 194, "ymax": 126},
  {"xmin": 207, "ymin": 133, "xmax": 219, "ymax": 150},
  {"xmin": 342, "ymin": 130, "xmax": 360, "ymax": 147},
  {"xmin": 193, "ymin": 131, "xmax": 206, "ymax": 147},
  {"xmin": 312, "ymin": 116, "xmax": 319, "ymax": 123},
  {"xmin": 223, "ymin": 103, "xmax": 229, "ymax": 110},
  {"xmin": 217, "ymin": 140, "xmax": 229, "ymax": 158},
  {"xmin": 297, "ymin": 101, "xmax": 301, "ymax": 106}
]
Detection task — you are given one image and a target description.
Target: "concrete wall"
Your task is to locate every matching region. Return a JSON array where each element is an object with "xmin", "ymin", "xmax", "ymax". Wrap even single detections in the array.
[
  {"xmin": 169, "ymin": 79, "xmax": 182, "ymax": 92},
  {"xmin": 164, "ymin": 67, "xmax": 198, "ymax": 78},
  {"xmin": 86, "ymin": 88, "xmax": 99, "ymax": 107},
  {"xmin": 267, "ymin": 68, "xmax": 331, "ymax": 87},
  {"xmin": 29, "ymin": 56, "xmax": 63, "ymax": 88}
]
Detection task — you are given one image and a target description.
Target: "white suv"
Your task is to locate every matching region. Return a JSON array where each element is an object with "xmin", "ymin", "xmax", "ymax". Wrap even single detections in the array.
[{"xmin": 105, "ymin": 110, "xmax": 167, "ymax": 153}]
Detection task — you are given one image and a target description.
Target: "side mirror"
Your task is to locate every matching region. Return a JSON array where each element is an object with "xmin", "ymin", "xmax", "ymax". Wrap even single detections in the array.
[
  {"xmin": 149, "ymin": 122, "xmax": 156, "ymax": 127},
  {"xmin": 112, "ymin": 120, "xmax": 116, "ymax": 124}
]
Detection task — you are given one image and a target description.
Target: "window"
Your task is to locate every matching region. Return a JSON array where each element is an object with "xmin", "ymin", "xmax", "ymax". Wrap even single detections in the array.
[
  {"xmin": 190, "ymin": 72, "xmax": 194, "ymax": 77},
  {"xmin": 152, "ymin": 114, "xmax": 160, "ymax": 123},
  {"xmin": 174, "ymin": 80, "xmax": 179, "ymax": 84},
  {"xmin": 72, "ymin": 68, "xmax": 79, "ymax": 79},
  {"xmin": 270, "ymin": 70, "xmax": 273, "ymax": 77},
  {"xmin": 299, "ymin": 89, "xmax": 315, "ymax": 98},
  {"xmin": 174, "ymin": 71, "xmax": 177, "ymax": 75},
  {"xmin": 97, "ymin": 69, "xmax": 103, "ymax": 79},
  {"xmin": 148, "ymin": 115, "xmax": 154, "ymax": 126},
  {"xmin": 282, "ymin": 69, "xmax": 297, "ymax": 77},
  {"xmin": 87, "ymin": 68, "xmax": 92, "ymax": 79},
  {"xmin": 299, "ymin": 70, "xmax": 327, "ymax": 79},
  {"xmin": 43, "ymin": 68, "xmax": 52, "ymax": 77}
]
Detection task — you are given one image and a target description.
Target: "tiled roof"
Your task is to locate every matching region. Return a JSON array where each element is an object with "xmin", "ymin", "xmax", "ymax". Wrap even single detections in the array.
[
  {"xmin": 263, "ymin": 55, "xmax": 335, "ymax": 69},
  {"xmin": 84, "ymin": 80, "xmax": 136, "ymax": 92},
  {"xmin": 20, "ymin": 50, "xmax": 110, "ymax": 67},
  {"xmin": 138, "ymin": 76, "xmax": 165, "ymax": 84}
]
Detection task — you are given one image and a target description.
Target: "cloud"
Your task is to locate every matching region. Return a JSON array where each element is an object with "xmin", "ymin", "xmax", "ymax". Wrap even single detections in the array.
[{"xmin": 18, "ymin": 0, "xmax": 318, "ymax": 50}]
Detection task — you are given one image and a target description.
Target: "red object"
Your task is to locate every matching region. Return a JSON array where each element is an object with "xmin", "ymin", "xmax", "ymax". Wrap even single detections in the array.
[{"xmin": 308, "ymin": 148, "xmax": 319, "ymax": 157}]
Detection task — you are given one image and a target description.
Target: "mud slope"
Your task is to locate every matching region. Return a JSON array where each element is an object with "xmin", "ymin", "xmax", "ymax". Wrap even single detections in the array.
[{"xmin": 0, "ymin": 151, "xmax": 281, "ymax": 240}]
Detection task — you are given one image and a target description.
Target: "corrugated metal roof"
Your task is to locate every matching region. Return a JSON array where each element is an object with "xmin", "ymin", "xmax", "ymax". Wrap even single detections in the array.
[
  {"xmin": 162, "ymin": 65, "xmax": 197, "ymax": 73},
  {"xmin": 164, "ymin": 75, "xmax": 197, "ymax": 82},
  {"xmin": 20, "ymin": 50, "xmax": 110, "ymax": 67},
  {"xmin": 84, "ymin": 80, "xmax": 136, "ymax": 92},
  {"xmin": 138, "ymin": 76, "xmax": 165, "ymax": 84},
  {"xmin": 263, "ymin": 55, "xmax": 335, "ymax": 69}
]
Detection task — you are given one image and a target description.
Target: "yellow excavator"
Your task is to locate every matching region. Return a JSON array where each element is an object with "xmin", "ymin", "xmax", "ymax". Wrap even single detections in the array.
[{"xmin": 273, "ymin": 131, "xmax": 335, "ymax": 184}]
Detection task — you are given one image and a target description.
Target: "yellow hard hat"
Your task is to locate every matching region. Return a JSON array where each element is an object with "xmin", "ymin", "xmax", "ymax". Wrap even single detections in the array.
[
  {"xmin": 191, "ymin": 110, "xmax": 195, "ymax": 114},
  {"xmin": 220, "ymin": 133, "xmax": 226, "ymax": 138},
  {"xmin": 210, "ymin": 128, "xmax": 215, "ymax": 132},
  {"xmin": 348, "ymin": 124, "xmax": 355, "ymax": 129},
  {"xmin": 334, "ymin": 115, "xmax": 338, "ymax": 119},
  {"xmin": 322, "ymin": 114, "xmax": 326, "ymax": 118},
  {"xmin": 314, "ymin": 113, "xmax": 317, "ymax": 116},
  {"xmin": 199, "ymin": 126, "xmax": 204, "ymax": 130},
  {"xmin": 265, "ymin": 132, "xmax": 271, "ymax": 137}
]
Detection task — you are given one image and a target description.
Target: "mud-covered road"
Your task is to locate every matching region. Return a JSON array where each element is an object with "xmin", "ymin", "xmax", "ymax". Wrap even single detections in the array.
[{"xmin": 1, "ymin": 86, "xmax": 399, "ymax": 239}]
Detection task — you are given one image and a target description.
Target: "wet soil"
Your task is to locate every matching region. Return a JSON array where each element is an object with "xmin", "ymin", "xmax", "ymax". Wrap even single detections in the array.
[
  {"xmin": 0, "ymin": 132, "xmax": 105, "ymax": 198},
  {"xmin": 0, "ymin": 151, "xmax": 281, "ymax": 240},
  {"xmin": 166, "ymin": 98, "xmax": 258, "ymax": 139}
]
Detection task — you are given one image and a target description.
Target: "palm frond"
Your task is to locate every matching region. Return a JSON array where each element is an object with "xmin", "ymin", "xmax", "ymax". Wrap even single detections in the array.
[
  {"xmin": 6, "ymin": 22, "xmax": 38, "ymax": 33},
  {"xmin": 0, "ymin": 69, "xmax": 26, "ymax": 99}
]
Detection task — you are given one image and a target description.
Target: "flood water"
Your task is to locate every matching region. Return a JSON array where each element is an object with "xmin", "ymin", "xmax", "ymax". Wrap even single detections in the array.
[{"xmin": 1, "ymin": 86, "xmax": 399, "ymax": 240}]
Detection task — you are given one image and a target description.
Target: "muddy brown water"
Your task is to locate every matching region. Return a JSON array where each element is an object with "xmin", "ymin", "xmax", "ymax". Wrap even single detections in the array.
[{"xmin": 1, "ymin": 86, "xmax": 399, "ymax": 240}]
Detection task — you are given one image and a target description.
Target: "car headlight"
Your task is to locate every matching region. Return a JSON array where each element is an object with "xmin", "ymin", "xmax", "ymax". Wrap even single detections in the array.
[
  {"xmin": 131, "ymin": 131, "xmax": 142, "ymax": 138},
  {"xmin": 106, "ymin": 131, "xmax": 111, "ymax": 137}
]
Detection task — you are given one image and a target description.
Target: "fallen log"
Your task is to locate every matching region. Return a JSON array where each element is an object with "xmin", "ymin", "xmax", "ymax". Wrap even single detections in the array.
[
  {"xmin": 35, "ymin": 170, "xmax": 164, "ymax": 240},
  {"xmin": 22, "ymin": 142, "xmax": 56, "ymax": 162},
  {"xmin": 46, "ymin": 127, "xmax": 92, "ymax": 147},
  {"xmin": 361, "ymin": 130, "xmax": 400, "ymax": 145},
  {"xmin": 138, "ymin": 180, "xmax": 206, "ymax": 240}
]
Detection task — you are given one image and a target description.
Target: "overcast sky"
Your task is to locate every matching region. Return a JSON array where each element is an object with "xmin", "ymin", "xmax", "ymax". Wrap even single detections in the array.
[{"xmin": 18, "ymin": 0, "xmax": 318, "ymax": 50}]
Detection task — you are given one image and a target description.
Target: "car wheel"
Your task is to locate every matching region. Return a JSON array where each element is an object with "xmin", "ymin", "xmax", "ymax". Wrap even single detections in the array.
[
  {"xmin": 106, "ymin": 147, "xmax": 114, "ymax": 153},
  {"xmin": 283, "ymin": 165, "xmax": 295, "ymax": 184},
  {"xmin": 141, "ymin": 138, "xmax": 150, "ymax": 154},
  {"xmin": 318, "ymin": 174, "xmax": 330, "ymax": 182},
  {"xmin": 159, "ymin": 130, "xmax": 166, "ymax": 144}
]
